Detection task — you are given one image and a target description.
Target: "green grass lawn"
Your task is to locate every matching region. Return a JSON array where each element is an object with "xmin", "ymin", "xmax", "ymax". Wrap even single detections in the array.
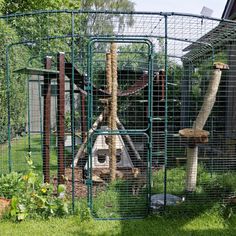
[
  {"xmin": 0, "ymin": 134, "xmax": 57, "ymax": 175},
  {"xmin": 1, "ymin": 136, "xmax": 236, "ymax": 235},
  {"xmin": 1, "ymin": 207, "xmax": 236, "ymax": 236}
]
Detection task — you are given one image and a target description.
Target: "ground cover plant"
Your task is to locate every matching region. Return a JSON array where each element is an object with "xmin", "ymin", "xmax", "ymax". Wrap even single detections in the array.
[{"xmin": 0, "ymin": 154, "xmax": 69, "ymax": 221}]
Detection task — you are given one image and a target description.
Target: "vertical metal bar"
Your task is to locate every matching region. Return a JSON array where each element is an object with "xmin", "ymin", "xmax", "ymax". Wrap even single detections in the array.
[
  {"xmin": 87, "ymin": 41, "xmax": 93, "ymax": 210},
  {"xmin": 71, "ymin": 12, "xmax": 75, "ymax": 212},
  {"xmin": 81, "ymin": 90, "xmax": 86, "ymax": 142},
  {"xmin": 43, "ymin": 56, "xmax": 52, "ymax": 183},
  {"xmin": 210, "ymin": 116, "xmax": 213, "ymax": 177},
  {"xmin": 160, "ymin": 70, "xmax": 165, "ymax": 100},
  {"xmin": 57, "ymin": 52, "xmax": 65, "ymax": 185},
  {"xmin": 27, "ymin": 57, "xmax": 35, "ymax": 154},
  {"xmin": 6, "ymin": 46, "xmax": 12, "ymax": 173},
  {"xmin": 27, "ymin": 75, "xmax": 31, "ymax": 152},
  {"xmin": 38, "ymin": 75, "xmax": 43, "ymax": 164},
  {"xmin": 147, "ymin": 43, "xmax": 154, "ymax": 213},
  {"xmin": 164, "ymin": 15, "xmax": 168, "ymax": 208}
]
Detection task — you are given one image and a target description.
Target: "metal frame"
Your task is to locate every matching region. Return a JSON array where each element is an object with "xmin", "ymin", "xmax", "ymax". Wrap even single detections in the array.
[
  {"xmin": 2, "ymin": 10, "xmax": 236, "ymax": 219},
  {"xmin": 87, "ymin": 37, "xmax": 153, "ymax": 218}
]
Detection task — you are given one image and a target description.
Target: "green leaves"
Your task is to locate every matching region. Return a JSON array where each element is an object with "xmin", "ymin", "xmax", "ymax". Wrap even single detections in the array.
[
  {"xmin": 58, "ymin": 184, "xmax": 66, "ymax": 195},
  {"xmin": 0, "ymin": 172, "xmax": 23, "ymax": 199},
  {"xmin": 0, "ymin": 156, "xmax": 69, "ymax": 221}
]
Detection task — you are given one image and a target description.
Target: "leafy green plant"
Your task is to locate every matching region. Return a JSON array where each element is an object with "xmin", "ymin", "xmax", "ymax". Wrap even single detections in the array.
[
  {"xmin": 217, "ymin": 172, "xmax": 236, "ymax": 193},
  {"xmin": 0, "ymin": 153, "xmax": 69, "ymax": 221},
  {"xmin": 65, "ymin": 111, "xmax": 80, "ymax": 131},
  {"xmin": 0, "ymin": 172, "xmax": 23, "ymax": 199}
]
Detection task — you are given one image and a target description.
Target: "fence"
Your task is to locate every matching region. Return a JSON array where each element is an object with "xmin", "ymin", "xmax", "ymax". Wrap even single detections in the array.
[{"xmin": 0, "ymin": 10, "xmax": 236, "ymax": 219}]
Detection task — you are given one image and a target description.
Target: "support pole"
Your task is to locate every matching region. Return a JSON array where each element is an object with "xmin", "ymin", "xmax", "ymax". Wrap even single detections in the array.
[
  {"xmin": 81, "ymin": 76, "xmax": 86, "ymax": 142},
  {"xmin": 159, "ymin": 69, "xmax": 165, "ymax": 100},
  {"xmin": 81, "ymin": 93, "xmax": 86, "ymax": 142},
  {"xmin": 57, "ymin": 52, "xmax": 65, "ymax": 185},
  {"xmin": 43, "ymin": 56, "xmax": 52, "ymax": 183},
  {"xmin": 110, "ymin": 43, "xmax": 118, "ymax": 181}
]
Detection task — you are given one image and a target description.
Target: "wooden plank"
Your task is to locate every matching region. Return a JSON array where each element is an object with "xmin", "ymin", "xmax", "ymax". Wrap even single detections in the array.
[{"xmin": 14, "ymin": 67, "xmax": 59, "ymax": 78}]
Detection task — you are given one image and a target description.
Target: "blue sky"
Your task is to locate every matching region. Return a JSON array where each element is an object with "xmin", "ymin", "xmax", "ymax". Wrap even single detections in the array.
[{"xmin": 133, "ymin": 0, "xmax": 227, "ymax": 18}]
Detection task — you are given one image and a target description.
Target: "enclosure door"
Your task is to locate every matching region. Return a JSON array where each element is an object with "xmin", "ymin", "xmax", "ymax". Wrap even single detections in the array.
[{"xmin": 86, "ymin": 37, "xmax": 154, "ymax": 219}]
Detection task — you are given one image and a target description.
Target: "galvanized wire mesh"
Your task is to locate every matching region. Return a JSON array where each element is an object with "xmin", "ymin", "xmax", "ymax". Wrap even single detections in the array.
[{"xmin": 0, "ymin": 10, "xmax": 236, "ymax": 219}]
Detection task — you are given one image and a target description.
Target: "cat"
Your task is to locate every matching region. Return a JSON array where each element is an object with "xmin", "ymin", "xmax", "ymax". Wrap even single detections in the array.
[{"xmin": 130, "ymin": 168, "xmax": 147, "ymax": 196}]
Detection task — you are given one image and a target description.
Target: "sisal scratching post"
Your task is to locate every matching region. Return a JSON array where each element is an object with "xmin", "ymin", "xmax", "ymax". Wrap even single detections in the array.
[
  {"xmin": 106, "ymin": 52, "xmax": 113, "ymax": 180},
  {"xmin": 106, "ymin": 52, "xmax": 112, "ymax": 133},
  {"xmin": 180, "ymin": 62, "xmax": 229, "ymax": 192},
  {"xmin": 110, "ymin": 43, "xmax": 118, "ymax": 181}
]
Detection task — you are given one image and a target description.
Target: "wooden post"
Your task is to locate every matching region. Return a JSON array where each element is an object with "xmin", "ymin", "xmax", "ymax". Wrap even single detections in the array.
[
  {"xmin": 43, "ymin": 56, "xmax": 52, "ymax": 183},
  {"xmin": 57, "ymin": 52, "xmax": 65, "ymax": 185},
  {"xmin": 185, "ymin": 62, "xmax": 229, "ymax": 192},
  {"xmin": 110, "ymin": 43, "xmax": 118, "ymax": 181}
]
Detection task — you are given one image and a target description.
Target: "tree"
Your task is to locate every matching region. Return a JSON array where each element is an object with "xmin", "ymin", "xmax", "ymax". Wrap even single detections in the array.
[
  {"xmin": 1, "ymin": 0, "xmax": 81, "ymax": 14},
  {"xmin": 0, "ymin": 19, "xmax": 30, "ymax": 143},
  {"xmin": 0, "ymin": 0, "xmax": 135, "ymax": 143}
]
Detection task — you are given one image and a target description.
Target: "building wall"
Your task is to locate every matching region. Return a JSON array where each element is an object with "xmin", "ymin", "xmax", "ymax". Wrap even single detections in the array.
[{"xmin": 27, "ymin": 75, "xmax": 79, "ymax": 133}]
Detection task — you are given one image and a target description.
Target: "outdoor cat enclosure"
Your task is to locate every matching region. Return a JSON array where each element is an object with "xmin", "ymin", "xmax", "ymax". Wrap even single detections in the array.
[{"xmin": 1, "ymin": 10, "xmax": 236, "ymax": 219}]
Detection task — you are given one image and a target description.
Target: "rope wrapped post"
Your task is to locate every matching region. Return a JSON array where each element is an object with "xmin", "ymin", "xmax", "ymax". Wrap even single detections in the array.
[
  {"xmin": 109, "ymin": 43, "xmax": 118, "ymax": 181},
  {"xmin": 106, "ymin": 52, "xmax": 112, "ymax": 139},
  {"xmin": 179, "ymin": 62, "xmax": 229, "ymax": 192}
]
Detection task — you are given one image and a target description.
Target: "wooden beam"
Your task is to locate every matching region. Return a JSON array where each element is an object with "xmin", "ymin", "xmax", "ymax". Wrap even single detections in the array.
[{"xmin": 14, "ymin": 67, "xmax": 59, "ymax": 78}]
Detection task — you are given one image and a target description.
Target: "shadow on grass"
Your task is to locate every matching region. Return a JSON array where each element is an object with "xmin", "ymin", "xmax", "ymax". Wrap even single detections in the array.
[
  {"xmin": 90, "ymin": 180, "xmax": 149, "ymax": 219},
  {"xmin": 83, "ymin": 166, "xmax": 236, "ymax": 235}
]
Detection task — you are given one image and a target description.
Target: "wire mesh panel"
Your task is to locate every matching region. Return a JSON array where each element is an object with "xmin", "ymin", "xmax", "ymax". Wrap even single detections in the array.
[
  {"xmin": 89, "ymin": 133, "xmax": 149, "ymax": 219},
  {"xmin": 85, "ymin": 38, "xmax": 153, "ymax": 218},
  {"xmin": 88, "ymin": 40, "xmax": 152, "ymax": 132},
  {"xmin": 0, "ymin": 10, "xmax": 236, "ymax": 218}
]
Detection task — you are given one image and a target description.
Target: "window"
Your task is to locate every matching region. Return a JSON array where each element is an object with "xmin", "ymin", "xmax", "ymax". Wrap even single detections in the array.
[
  {"xmin": 97, "ymin": 154, "xmax": 106, "ymax": 164},
  {"xmin": 116, "ymin": 153, "xmax": 121, "ymax": 163}
]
